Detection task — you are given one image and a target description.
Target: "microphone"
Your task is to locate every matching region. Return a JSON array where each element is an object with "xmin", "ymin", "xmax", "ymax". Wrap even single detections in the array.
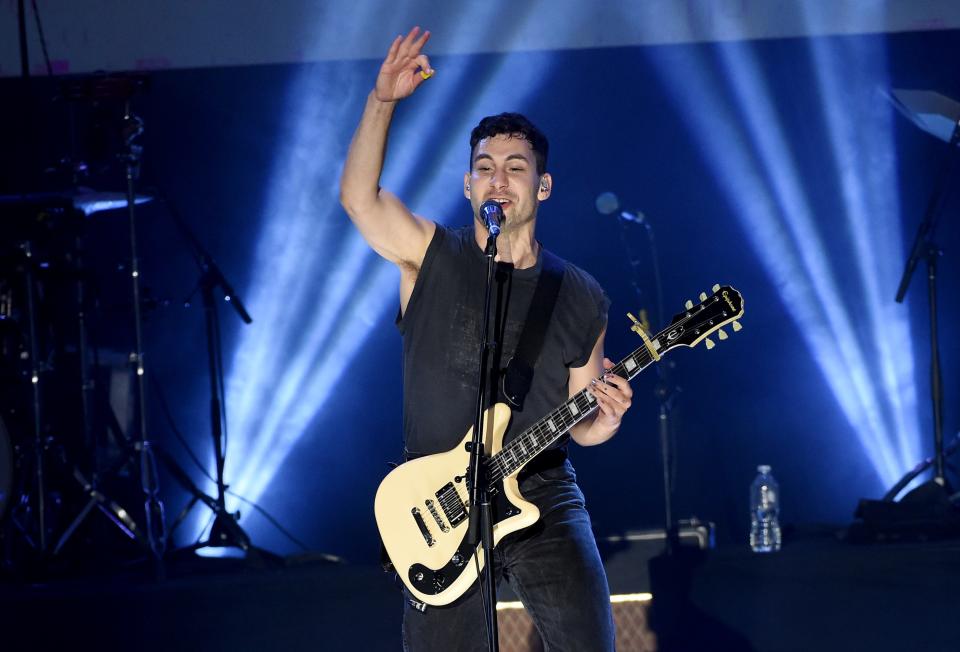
[
  {"xmin": 480, "ymin": 200, "xmax": 502, "ymax": 237},
  {"xmin": 595, "ymin": 191, "xmax": 646, "ymax": 225}
]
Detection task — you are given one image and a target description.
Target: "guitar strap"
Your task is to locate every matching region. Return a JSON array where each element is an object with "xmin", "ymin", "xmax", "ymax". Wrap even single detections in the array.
[{"xmin": 501, "ymin": 248, "xmax": 566, "ymax": 410}]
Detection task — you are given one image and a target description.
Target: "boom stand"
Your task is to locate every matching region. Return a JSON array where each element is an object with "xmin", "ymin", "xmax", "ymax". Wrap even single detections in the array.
[
  {"xmin": 613, "ymin": 202, "xmax": 682, "ymax": 553},
  {"xmin": 890, "ymin": 96, "xmax": 960, "ymax": 500},
  {"xmin": 159, "ymin": 204, "xmax": 276, "ymax": 561}
]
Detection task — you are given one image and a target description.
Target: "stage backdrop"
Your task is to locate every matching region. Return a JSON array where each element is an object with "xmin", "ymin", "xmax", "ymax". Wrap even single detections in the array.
[{"xmin": 0, "ymin": 3, "xmax": 958, "ymax": 563}]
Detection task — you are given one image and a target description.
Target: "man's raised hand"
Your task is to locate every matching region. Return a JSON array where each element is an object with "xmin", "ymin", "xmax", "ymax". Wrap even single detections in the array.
[{"xmin": 375, "ymin": 26, "xmax": 434, "ymax": 103}]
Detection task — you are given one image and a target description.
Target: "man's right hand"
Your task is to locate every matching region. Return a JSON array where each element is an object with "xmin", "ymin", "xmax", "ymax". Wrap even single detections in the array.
[
  {"xmin": 375, "ymin": 26, "xmax": 434, "ymax": 103},
  {"xmin": 341, "ymin": 25, "xmax": 437, "ymax": 308}
]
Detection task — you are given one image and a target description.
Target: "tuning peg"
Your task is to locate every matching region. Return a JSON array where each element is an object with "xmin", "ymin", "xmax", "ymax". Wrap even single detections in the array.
[
  {"xmin": 699, "ymin": 292, "xmax": 707, "ymax": 301},
  {"xmin": 704, "ymin": 337, "xmax": 715, "ymax": 350},
  {"xmin": 732, "ymin": 321, "xmax": 742, "ymax": 332},
  {"xmin": 712, "ymin": 284, "xmax": 720, "ymax": 292},
  {"xmin": 718, "ymin": 329, "xmax": 728, "ymax": 340},
  {"xmin": 684, "ymin": 300, "xmax": 693, "ymax": 310}
]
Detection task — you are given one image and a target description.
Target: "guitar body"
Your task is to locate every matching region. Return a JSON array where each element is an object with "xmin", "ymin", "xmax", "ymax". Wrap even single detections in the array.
[{"xmin": 374, "ymin": 403, "xmax": 540, "ymax": 606}]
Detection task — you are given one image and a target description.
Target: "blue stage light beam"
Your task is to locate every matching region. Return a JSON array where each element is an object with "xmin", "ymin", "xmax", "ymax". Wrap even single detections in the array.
[
  {"xmin": 804, "ymin": 18, "xmax": 921, "ymax": 475},
  {"xmin": 645, "ymin": 26, "xmax": 921, "ymax": 490},
  {"xmin": 714, "ymin": 38, "xmax": 911, "ymax": 484}
]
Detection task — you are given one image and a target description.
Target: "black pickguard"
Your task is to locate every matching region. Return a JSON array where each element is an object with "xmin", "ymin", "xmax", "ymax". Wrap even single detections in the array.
[{"xmin": 407, "ymin": 477, "xmax": 523, "ymax": 597}]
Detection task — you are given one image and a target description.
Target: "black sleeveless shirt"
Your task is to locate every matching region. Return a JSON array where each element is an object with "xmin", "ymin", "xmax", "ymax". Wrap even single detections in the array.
[{"xmin": 398, "ymin": 225, "xmax": 609, "ymax": 457}]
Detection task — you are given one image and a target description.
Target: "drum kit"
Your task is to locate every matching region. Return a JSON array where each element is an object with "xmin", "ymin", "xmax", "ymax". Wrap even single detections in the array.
[
  {"xmin": 0, "ymin": 73, "xmax": 168, "ymax": 570},
  {"xmin": 1, "ymin": 72, "xmax": 272, "ymax": 574}
]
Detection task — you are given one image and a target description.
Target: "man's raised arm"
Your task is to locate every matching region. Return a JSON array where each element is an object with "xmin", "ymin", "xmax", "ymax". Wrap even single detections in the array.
[{"xmin": 339, "ymin": 26, "xmax": 436, "ymax": 268}]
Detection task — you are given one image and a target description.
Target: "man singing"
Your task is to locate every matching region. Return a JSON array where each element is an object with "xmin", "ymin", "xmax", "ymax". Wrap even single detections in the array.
[{"xmin": 340, "ymin": 26, "xmax": 633, "ymax": 651}]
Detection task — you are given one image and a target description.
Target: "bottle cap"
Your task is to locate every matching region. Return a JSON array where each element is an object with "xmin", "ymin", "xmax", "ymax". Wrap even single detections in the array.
[{"xmin": 757, "ymin": 464, "xmax": 772, "ymax": 474}]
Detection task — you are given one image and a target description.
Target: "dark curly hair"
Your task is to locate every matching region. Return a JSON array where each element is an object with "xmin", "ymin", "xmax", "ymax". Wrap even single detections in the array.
[{"xmin": 469, "ymin": 113, "xmax": 549, "ymax": 175}]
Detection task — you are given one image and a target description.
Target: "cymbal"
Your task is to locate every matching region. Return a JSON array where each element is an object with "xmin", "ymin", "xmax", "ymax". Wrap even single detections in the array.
[
  {"xmin": 71, "ymin": 190, "xmax": 154, "ymax": 216},
  {"xmin": 0, "ymin": 189, "xmax": 153, "ymax": 217},
  {"xmin": 888, "ymin": 89, "xmax": 960, "ymax": 144}
]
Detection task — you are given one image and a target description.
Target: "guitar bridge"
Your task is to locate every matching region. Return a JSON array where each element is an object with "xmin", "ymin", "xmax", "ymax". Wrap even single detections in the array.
[{"xmin": 411, "ymin": 507, "xmax": 435, "ymax": 547}]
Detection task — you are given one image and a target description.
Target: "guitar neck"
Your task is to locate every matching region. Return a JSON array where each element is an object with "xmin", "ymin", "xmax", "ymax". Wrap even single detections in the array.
[
  {"xmin": 486, "ymin": 284, "xmax": 743, "ymax": 485},
  {"xmin": 487, "ymin": 338, "xmax": 659, "ymax": 483}
]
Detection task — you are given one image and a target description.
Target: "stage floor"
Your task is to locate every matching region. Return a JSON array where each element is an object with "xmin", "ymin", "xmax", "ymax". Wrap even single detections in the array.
[{"xmin": 2, "ymin": 531, "xmax": 958, "ymax": 651}]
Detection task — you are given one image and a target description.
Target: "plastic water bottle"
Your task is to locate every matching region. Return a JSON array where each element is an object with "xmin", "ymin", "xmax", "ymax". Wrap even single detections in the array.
[{"xmin": 749, "ymin": 465, "xmax": 781, "ymax": 552}]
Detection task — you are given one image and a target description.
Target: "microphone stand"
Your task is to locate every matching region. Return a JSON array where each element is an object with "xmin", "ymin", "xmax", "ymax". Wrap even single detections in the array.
[
  {"xmin": 156, "ymin": 199, "xmax": 275, "ymax": 562},
  {"xmin": 465, "ymin": 225, "xmax": 500, "ymax": 652},
  {"xmin": 614, "ymin": 208, "xmax": 681, "ymax": 553},
  {"xmin": 891, "ymin": 119, "xmax": 960, "ymax": 496}
]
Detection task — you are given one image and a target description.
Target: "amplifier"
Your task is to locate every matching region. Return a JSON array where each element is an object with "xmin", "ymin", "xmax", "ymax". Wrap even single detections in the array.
[
  {"xmin": 599, "ymin": 519, "xmax": 715, "ymax": 595},
  {"xmin": 497, "ymin": 520, "xmax": 714, "ymax": 651}
]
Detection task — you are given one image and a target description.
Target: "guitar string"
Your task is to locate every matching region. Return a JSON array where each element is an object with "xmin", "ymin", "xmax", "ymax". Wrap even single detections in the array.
[
  {"xmin": 488, "ymin": 313, "xmax": 674, "ymax": 480},
  {"xmin": 488, "ymin": 336, "xmax": 657, "ymax": 480},
  {"xmin": 486, "ymin": 339, "xmax": 656, "ymax": 483}
]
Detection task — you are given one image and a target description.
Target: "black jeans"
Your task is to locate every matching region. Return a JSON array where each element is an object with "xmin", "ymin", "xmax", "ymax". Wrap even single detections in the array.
[{"xmin": 401, "ymin": 461, "xmax": 615, "ymax": 651}]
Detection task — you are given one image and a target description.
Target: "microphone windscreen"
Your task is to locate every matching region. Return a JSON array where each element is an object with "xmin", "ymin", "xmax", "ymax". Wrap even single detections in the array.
[
  {"xmin": 480, "ymin": 200, "xmax": 502, "ymax": 235},
  {"xmin": 480, "ymin": 200, "xmax": 503, "ymax": 222},
  {"xmin": 595, "ymin": 191, "xmax": 620, "ymax": 215}
]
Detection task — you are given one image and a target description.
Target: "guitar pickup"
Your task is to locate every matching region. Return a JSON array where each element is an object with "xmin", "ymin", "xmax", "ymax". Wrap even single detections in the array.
[
  {"xmin": 437, "ymin": 482, "xmax": 468, "ymax": 527},
  {"xmin": 411, "ymin": 507, "xmax": 435, "ymax": 547}
]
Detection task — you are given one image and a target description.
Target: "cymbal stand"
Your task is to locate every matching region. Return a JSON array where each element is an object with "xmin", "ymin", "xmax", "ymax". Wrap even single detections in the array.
[
  {"xmin": 5, "ymin": 0, "xmax": 49, "ymax": 556},
  {"xmin": 52, "ymin": 225, "xmax": 153, "ymax": 558},
  {"xmin": 18, "ymin": 240, "xmax": 48, "ymax": 553},
  {"xmin": 121, "ymin": 102, "xmax": 166, "ymax": 560}
]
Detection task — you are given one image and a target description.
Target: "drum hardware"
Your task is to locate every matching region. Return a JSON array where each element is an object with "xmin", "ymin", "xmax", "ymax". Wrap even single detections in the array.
[
  {"xmin": 0, "ymin": 189, "xmax": 153, "ymax": 220},
  {"xmin": 0, "ymin": 230, "xmax": 146, "ymax": 563},
  {"xmin": 2, "ymin": 23, "xmax": 158, "ymax": 567},
  {"xmin": 119, "ymin": 100, "xmax": 167, "ymax": 562},
  {"xmin": 1, "ymin": 287, "xmax": 12, "ymax": 320},
  {"xmin": 0, "ymin": 415, "xmax": 13, "ymax": 526},
  {"xmin": 49, "ymin": 231, "xmax": 154, "ymax": 559},
  {"xmin": 52, "ymin": 460, "xmax": 150, "ymax": 556},
  {"xmin": 43, "ymin": 98, "xmax": 167, "ymax": 564},
  {"xmin": 22, "ymin": 240, "xmax": 48, "ymax": 553}
]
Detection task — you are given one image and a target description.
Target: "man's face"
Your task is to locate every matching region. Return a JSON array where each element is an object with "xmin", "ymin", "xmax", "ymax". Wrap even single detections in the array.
[{"xmin": 464, "ymin": 134, "xmax": 550, "ymax": 232}]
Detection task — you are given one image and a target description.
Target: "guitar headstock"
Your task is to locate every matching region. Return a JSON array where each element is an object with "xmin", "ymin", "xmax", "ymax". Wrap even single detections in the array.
[{"xmin": 657, "ymin": 284, "xmax": 744, "ymax": 352}]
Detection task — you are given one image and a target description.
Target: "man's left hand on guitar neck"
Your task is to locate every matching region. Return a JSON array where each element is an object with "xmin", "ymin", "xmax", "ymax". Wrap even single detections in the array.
[{"xmin": 569, "ymin": 328, "xmax": 634, "ymax": 447}]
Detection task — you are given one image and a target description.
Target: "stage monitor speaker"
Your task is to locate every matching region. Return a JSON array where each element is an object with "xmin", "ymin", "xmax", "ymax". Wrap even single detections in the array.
[
  {"xmin": 600, "ymin": 519, "xmax": 714, "ymax": 595},
  {"xmin": 497, "ymin": 519, "xmax": 713, "ymax": 651}
]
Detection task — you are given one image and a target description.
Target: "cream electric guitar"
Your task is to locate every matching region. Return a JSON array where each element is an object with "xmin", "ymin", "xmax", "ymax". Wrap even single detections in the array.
[{"xmin": 375, "ymin": 284, "xmax": 744, "ymax": 606}]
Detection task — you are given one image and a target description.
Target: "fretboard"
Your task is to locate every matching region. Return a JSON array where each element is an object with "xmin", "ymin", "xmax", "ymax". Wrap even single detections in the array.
[{"xmin": 485, "ymin": 336, "xmax": 660, "ymax": 486}]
